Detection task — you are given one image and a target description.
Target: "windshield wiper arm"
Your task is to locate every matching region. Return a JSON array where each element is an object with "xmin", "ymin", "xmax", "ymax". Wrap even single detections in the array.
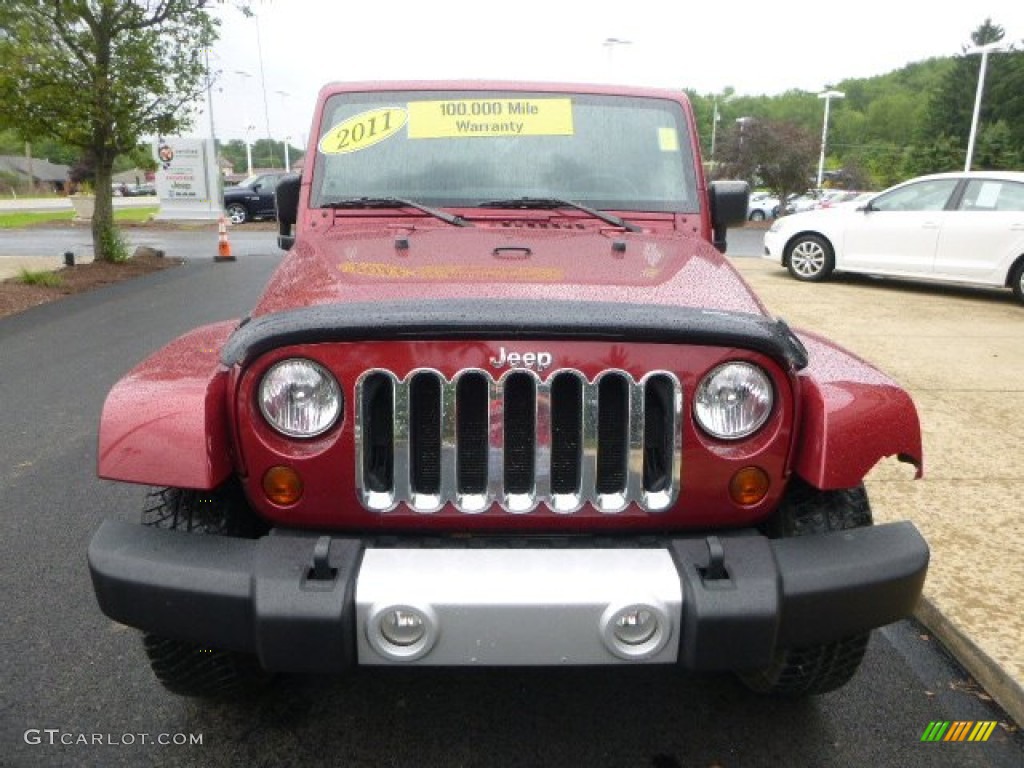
[
  {"xmin": 477, "ymin": 197, "xmax": 641, "ymax": 233},
  {"xmin": 322, "ymin": 197, "xmax": 472, "ymax": 227}
]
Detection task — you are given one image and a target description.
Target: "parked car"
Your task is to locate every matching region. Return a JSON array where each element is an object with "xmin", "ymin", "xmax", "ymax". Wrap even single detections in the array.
[
  {"xmin": 746, "ymin": 192, "xmax": 779, "ymax": 221},
  {"xmin": 782, "ymin": 189, "xmax": 827, "ymax": 215},
  {"xmin": 123, "ymin": 183, "xmax": 156, "ymax": 197},
  {"xmin": 223, "ymin": 172, "xmax": 288, "ymax": 223},
  {"xmin": 763, "ymin": 171, "xmax": 1024, "ymax": 303},
  {"xmin": 813, "ymin": 189, "xmax": 862, "ymax": 210}
]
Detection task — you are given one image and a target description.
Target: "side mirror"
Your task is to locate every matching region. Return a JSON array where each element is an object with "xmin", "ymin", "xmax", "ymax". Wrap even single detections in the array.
[
  {"xmin": 709, "ymin": 180, "xmax": 750, "ymax": 253},
  {"xmin": 275, "ymin": 173, "xmax": 301, "ymax": 251}
]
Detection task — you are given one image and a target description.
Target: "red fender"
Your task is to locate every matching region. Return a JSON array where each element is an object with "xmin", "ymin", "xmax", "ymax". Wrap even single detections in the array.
[
  {"xmin": 97, "ymin": 321, "xmax": 238, "ymax": 490},
  {"xmin": 792, "ymin": 329, "xmax": 923, "ymax": 490}
]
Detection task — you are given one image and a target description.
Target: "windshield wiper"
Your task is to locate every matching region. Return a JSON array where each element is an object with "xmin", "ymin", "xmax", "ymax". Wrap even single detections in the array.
[
  {"xmin": 477, "ymin": 197, "xmax": 641, "ymax": 233},
  {"xmin": 322, "ymin": 197, "xmax": 473, "ymax": 227}
]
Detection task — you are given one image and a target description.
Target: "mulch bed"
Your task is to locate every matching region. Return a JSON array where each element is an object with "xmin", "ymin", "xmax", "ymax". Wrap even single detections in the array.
[{"xmin": 0, "ymin": 250, "xmax": 182, "ymax": 320}]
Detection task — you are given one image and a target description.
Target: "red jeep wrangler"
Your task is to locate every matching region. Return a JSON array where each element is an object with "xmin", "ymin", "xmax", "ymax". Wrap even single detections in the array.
[{"xmin": 89, "ymin": 82, "xmax": 928, "ymax": 697}]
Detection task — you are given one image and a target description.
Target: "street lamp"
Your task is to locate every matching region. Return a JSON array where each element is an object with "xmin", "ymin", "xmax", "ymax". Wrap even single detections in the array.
[
  {"xmin": 251, "ymin": 12, "xmax": 273, "ymax": 148},
  {"xmin": 735, "ymin": 116, "xmax": 752, "ymax": 148},
  {"xmin": 709, "ymin": 93, "xmax": 736, "ymax": 164},
  {"xmin": 964, "ymin": 41, "xmax": 1010, "ymax": 171},
  {"xmin": 276, "ymin": 90, "xmax": 291, "ymax": 171},
  {"xmin": 816, "ymin": 89, "xmax": 844, "ymax": 188},
  {"xmin": 244, "ymin": 123, "xmax": 255, "ymax": 176},
  {"xmin": 603, "ymin": 37, "xmax": 631, "ymax": 71}
]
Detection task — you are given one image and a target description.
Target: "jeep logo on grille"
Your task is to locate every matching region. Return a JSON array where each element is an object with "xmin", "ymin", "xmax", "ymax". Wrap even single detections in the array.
[{"xmin": 489, "ymin": 346, "xmax": 553, "ymax": 371}]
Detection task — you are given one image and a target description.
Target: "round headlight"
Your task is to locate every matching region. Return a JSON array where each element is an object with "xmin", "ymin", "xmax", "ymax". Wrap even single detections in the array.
[
  {"xmin": 259, "ymin": 358, "xmax": 342, "ymax": 438},
  {"xmin": 694, "ymin": 362, "xmax": 773, "ymax": 440}
]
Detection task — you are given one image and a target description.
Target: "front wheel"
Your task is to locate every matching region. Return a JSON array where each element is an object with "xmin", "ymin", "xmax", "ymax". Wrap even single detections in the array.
[
  {"xmin": 737, "ymin": 478, "xmax": 873, "ymax": 696},
  {"xmin": 1010, "ymin": 259, "xmax": 1024, "ymax": 305},
  {"xmin": 141, "ymin": 484, "xmax": 270, "ymax": 698},
  {"xmin": 749, "ymin": 209, "xmax": 766, "ymax": 222},
  {"xmin": 786, "ymin": 234, "xmax": 835, "ymax": 282},
  {"xmin": 225, "ymin": 202, "xmax": 248, "ymax": 225}
]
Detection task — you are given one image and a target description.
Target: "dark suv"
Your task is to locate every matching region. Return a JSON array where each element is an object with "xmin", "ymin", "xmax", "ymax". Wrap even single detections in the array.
[{"xmin": 223, "ymin": 172, "xmax": 287, "ymax": 224}]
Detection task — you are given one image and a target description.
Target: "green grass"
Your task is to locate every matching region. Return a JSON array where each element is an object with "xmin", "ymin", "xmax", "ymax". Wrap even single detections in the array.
[
  {"xmin": 113, "ymin": 206, "xmax": 159, "ymax": 223},
  {"xmin": 0, "ymin": 206, "xmax": 158, "ymax": 229},
  {"xmin": 17, "ymin": 268, "xmax": 63, "ymax": 287},
  {"xmin": 0, "ymin": 210, "xmax": 74, "ymax": 228}
]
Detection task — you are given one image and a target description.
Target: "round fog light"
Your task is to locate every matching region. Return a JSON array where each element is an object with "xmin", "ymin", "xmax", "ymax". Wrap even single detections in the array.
[
  {"xmin": 613, "ymin": 609, "xmax": 658, "ymax": 646},
  {"xmin": 379, "ymin": 609, "xmax": 427, "ymax": 647},
  {"xmin": 367, "ymin": 603, "xmax": 438, "ymax": 662},
  {"xmin": 600, "ymin": 602, "xmax": 671, "ymax": 660}
]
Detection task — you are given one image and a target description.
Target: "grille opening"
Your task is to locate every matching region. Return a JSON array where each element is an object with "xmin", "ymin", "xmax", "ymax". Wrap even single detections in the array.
[
  {"xmin": 503, "ymin": 373, "xmax": 536, "ymax": 494},
  {"xmin": 361, "ymin": 373, "xmax": 394, "ymax": 493},
  {"xmin": 457, "ymin": 373, "xmax": 489, "ymax": 494},
  {"xmin": 410, "ymin": 373, "xmax": 441, "ymax": 495},
  {"xmin": 643, "ymin": 375, "xmax": 675, "ymax": 493},
  {"xmin": 596, "ymin": 374, "xmax": 629, "ymax": 494},
  {"xmin": 550, "ymin": 374, "xmax": 583, "ymax": 494},
  {"xmin": 355, "ymin": 367, "xmax": 681, "ymax": 514}
]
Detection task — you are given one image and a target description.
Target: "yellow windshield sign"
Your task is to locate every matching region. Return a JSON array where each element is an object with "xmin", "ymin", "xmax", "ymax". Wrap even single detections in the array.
[
  {"xmin": 408, "ymin": 98, "xmax": 574, "ymax": 138},
  {"xmin": 319, "ymin": 107, "xmax": 408, "ymax": 155}
]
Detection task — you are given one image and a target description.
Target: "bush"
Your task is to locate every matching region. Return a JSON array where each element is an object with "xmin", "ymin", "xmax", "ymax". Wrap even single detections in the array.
[
  {"xmin": 17, "ymin": 268, "xmax": 62, "ymax": 287},
  {"xmin": 98, "ymin": 224, "xmax": 130, "ymax": 263}
]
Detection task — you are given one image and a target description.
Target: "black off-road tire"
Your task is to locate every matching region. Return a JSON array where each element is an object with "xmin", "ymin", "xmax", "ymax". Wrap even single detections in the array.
[
  {"xmin": 140, "ymin": 483, "xmax": 271, "ymax": 698},
  {"xmin": 738, "ymin": 477, "xmax": 873, "ymax": 696}
]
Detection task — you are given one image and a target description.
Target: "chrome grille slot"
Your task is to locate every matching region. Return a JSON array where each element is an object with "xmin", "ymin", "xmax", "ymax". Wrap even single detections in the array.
[{"xmin": 355, "ymin": 368, "xmax": 681, "ymax": 514}]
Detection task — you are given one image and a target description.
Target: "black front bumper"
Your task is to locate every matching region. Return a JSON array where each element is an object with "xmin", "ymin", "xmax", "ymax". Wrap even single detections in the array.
[{"xmin": 88, "ymin": 520, "xmax": 928, "ymax": 673}]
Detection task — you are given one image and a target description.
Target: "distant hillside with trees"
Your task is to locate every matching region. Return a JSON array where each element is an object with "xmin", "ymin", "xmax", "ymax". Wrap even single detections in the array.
[{"xmin": 694, "ymin": 17, "xmax": 1022, "ymax": 190}]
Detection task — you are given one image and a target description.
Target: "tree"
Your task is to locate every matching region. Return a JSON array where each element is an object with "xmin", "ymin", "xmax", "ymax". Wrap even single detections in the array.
[
  {"xmin": 0, "ymin": 2, "xmax": 218, "ymax": 261},
  {"xmin": 716, "ymin": 118, "xmax": 818, "ymax": 212},
  {"xmin": 922, "ymin": 18, "xmax": 1024, "ymax": 170}
]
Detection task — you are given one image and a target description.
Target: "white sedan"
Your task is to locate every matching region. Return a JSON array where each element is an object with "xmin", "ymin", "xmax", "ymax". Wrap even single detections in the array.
[
  {"xmin": 763, "ymin": 171, "xmax": 1024, "ymax": 304},
  {"xmin": 747, "ymin": 192, "xmax": 779, "ymax": 221}
]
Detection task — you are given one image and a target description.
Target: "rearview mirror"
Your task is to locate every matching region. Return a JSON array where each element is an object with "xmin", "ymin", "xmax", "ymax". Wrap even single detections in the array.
[
  {"xmin": 275, "ymin": 174, "xmax": 301, "ymax": 251},
  {"xmin": 709, "ymin": 180, "xmax": 751, "ymax": 253}
]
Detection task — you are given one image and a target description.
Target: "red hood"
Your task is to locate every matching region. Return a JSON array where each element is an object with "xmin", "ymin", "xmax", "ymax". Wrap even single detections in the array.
[{"xmin": 251, "ymin": 222, "xmax": 768, "ymax": 318}]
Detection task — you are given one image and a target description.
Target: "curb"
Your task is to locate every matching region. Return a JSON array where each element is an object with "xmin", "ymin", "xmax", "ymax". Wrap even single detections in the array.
[{"xmin": 915, "ymin": 596, "xmax": 1023, "ymax": 727}]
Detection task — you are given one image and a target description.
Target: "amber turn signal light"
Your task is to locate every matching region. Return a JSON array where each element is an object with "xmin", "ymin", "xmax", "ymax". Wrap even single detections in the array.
[
  {"xmin": 729, "ymin": 466, "xmax": 770, "ymax": 506},
  {"xmin": 263, "ymin": 465, "xmax": 303, "ymax": 506}
]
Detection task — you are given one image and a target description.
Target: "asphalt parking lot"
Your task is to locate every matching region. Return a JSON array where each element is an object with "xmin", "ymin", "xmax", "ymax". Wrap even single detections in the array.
[{"xmin": 729, "ymin": 248, "xmax": 1023, "ymax": 724}]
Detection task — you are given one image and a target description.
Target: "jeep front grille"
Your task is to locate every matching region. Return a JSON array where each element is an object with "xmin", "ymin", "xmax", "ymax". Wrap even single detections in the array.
[{"xmin": 355, "ymin": 368, "xmax": 681, "ymax": 514}]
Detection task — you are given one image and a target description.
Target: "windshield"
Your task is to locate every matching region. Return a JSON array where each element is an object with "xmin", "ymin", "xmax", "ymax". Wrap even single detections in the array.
[{"xmin": 311, "ymin": 90, "xmax": 698, "ymax": 213}]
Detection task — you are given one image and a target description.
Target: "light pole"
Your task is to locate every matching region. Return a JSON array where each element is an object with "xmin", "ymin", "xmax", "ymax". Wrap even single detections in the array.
[
  {"xmin": 244, "ymin": 123, "xmax": 255, "ymax": 176},
  {"xmin": 276, "ymin": 90, "xmax": 291, "ymax": 171},
  {"xmin": 709, "ymin": 93, "xmax": 736, "ymax": 164},
  {"xmin": 816, "ymin": 89, "xmax": 844, "ymax": 188},
  {"xmin": 251, "ymin": 13, "xmax": 273, "ymax": 150},
  {"xmin": 964, "ymin": 41, "xmax": 1010, "ymax": 171},
  {"xmin": 735, "ymin": 116, "xmax": 752, "ymax": 148},
  {"xmin": 602, "ymin": 37, "xmax": 631, "ymax": 74}
]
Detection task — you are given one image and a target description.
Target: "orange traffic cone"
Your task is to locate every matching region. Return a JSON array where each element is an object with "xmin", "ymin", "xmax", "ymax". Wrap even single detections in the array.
[{"xmin": 215, "ymin": 215, "xmax": 235, "ymax": 262}]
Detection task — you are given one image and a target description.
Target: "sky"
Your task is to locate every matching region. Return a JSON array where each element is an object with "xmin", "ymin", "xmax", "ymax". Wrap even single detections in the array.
[{"xmin": 194, "ymin": 0, "xmax": 1022, "ymax": 152}]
